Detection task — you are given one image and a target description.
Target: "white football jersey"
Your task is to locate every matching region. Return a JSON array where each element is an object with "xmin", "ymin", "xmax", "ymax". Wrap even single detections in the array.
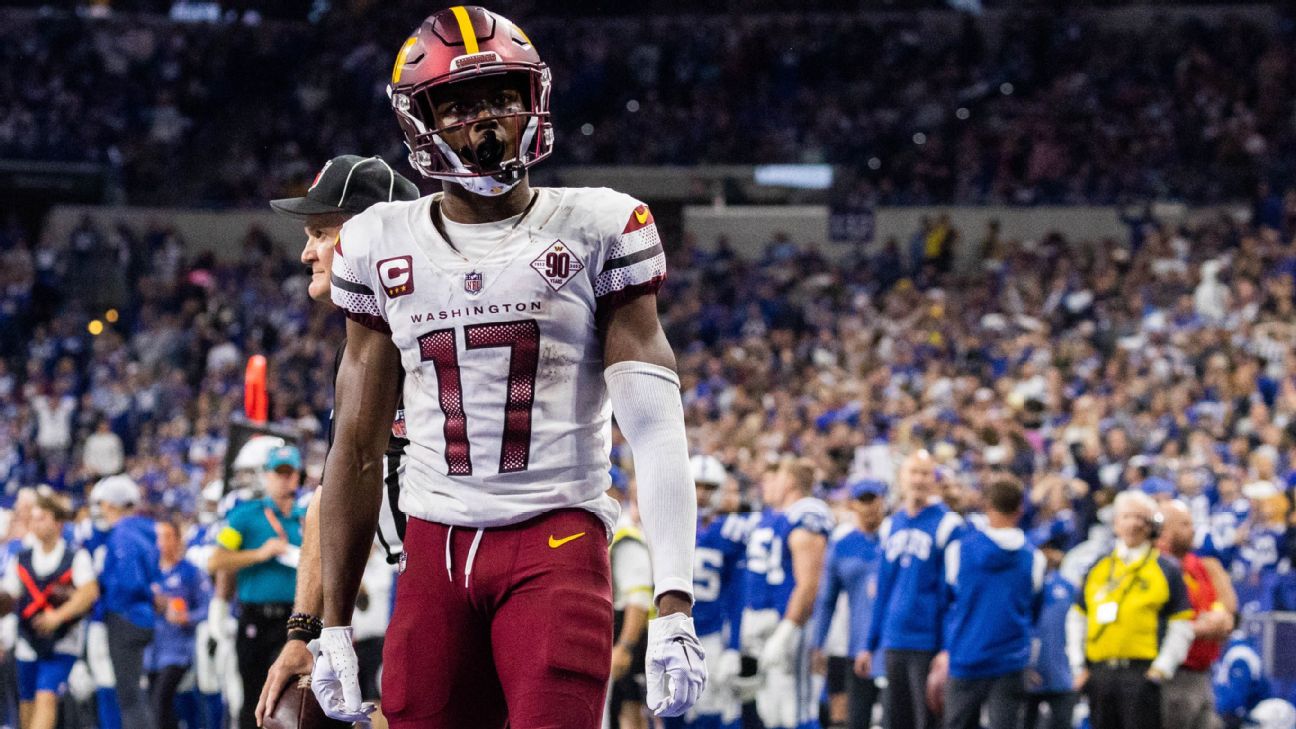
[{"xmin": 331, "ymin": 187, "xmax": 667, "ymax": 535}]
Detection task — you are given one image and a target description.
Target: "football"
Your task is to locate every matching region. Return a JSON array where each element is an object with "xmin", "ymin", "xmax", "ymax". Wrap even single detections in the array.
[
  {"xmin": 47, "ymin": 583, "xmax": 75, "ymax": 609},
  {"xmin": 263, "ymin": 675, "xmax": 351, "ymax": 729}
]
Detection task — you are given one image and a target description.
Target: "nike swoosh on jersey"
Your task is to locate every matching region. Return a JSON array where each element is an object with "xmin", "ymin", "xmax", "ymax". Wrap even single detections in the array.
[
  {"xmin": 548, "ymin": 532, "xmax": 586, "ymax": 548},
  {"xmin": 634, "ymin": 208, "xmax": 649, "ymax": 225}
]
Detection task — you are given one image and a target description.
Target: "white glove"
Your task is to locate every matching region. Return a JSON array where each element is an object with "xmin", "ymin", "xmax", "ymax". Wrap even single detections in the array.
[
  {"xmin": 645, "ymin": 613, "xmax": 707, "ymax": 717},
  {"xmin": 310, "ymin": 627, "xmax": 376, "ymax": 725},
  {"xmin": 759, "ymin": 619, "xmax": 802, "ymax": 673},
  {"xmin": 67, "ymin": 661, "xmax": 95, "ymax": 702},
  {"xmin": 208, "ymin": 597, "xmax": 234, "ymax": 644},
  {"xmin": 714, "ymin": 649, "xmax": 742, "ymax": 687}
]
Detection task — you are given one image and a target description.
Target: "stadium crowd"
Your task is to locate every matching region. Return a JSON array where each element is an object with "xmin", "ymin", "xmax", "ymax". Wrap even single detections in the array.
[
  {"xmin": 0, "ymin": 167, "xmax": 1294, "ymax": 726},
  {"xmin": 3, "ymin": 6, "xmax": 1296, "ymax": 205}
]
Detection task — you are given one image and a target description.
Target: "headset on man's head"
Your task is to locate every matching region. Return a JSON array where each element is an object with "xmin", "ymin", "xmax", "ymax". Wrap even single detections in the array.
[{"xmin": 1145, "ymin": 511, "xmax": 1163, "ymax": 540}]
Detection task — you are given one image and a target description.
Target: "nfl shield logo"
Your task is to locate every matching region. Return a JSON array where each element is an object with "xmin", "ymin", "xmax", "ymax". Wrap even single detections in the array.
[{"xmin": 464, "ymin": 271, "xmax": 483, "ymax": 294}]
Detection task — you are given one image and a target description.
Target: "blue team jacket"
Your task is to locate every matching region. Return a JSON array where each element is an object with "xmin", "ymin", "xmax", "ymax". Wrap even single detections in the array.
[
  {"xmin": 866, "ymin": 502, "xmax": 963, "ymax": 653},
  {"xmin": 100, "ymin": 515, "xmax": 161, "ymax": 629},
  {"xmin": 942, "ymin": 526, "xmax": 1044, "ymax": 680}
]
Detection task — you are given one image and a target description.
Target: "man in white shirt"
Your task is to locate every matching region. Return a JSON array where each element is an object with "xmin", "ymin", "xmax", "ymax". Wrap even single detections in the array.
[{"xmin": 81, "ymin": 419, "xmax": 124, "ymax": 478}]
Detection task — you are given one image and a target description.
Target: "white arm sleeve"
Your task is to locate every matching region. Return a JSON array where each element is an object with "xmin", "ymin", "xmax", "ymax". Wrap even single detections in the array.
[
  {"xmin": 605, "ymin": 361, "xmax": 695, "ymax": 601},
  {"xmin": 1065, "ymin": 606, "xmax": 1088, "ymax": 672},
  {"xmin": 1152, "ymin": 618, "xmax": 1195, "ymax": 678}
]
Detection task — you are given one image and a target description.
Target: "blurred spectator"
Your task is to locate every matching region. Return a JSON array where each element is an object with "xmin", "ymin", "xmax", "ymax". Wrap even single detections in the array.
[
  {"xmin": 30, "ymin": 385, "xmax": 74, "ymax": 469},
  {"xmin": 941, "ymin": 478, "xmax": 1044, "ymax": 729},
  {"xmin": 1214, "ymin": 632, "xmax": 1270, "ymax": 729},
  {"xmin": 82, "ymin": 419, "xmax": 124, "ymax": 479},
  {"xmin": 209, "ymin": 445, "xmax": 303, "ymax": 729},
  {"xmin": 809, "ymin": 478, "xmax": 886, "ymax": 729},
  {"xmin": 2, "ymin": 8, "xmax": 1296, "ymax": 205},
  {"xmin": 149, "ymin": 520, "xmax": 210, "ymax": 729},
  {"xmin": 1157, "ymin": 500, "xmax": 1237, "ymax": 729},
  {"xmin": 91, "ymin": 475, "xmax": 160, "ymax": 729},
  {"xmin": 1025, "ymin": 536, "xmax": 1078, "ymax": 729},
  {"xmin": 863, "ymin": 451, "xmax": 962, "ymax": 729},
  {"xmin": 0, "ymin": 494, "xmax": 97, "ymax": 729}
]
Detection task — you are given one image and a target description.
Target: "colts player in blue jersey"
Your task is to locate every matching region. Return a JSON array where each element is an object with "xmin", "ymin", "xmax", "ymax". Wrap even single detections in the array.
[
  {"xmin": 742, "ymin": 458, "xmax": 834, "ymax": 729},
  {"xmin": 664, "ymin": 456, "xmax": 755, "ymax": 729}
]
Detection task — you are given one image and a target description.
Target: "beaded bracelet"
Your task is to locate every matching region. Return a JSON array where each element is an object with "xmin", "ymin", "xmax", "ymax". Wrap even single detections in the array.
[{"xmin": 286, "ymin": 612, "xmax": 323, "ymax": 642}]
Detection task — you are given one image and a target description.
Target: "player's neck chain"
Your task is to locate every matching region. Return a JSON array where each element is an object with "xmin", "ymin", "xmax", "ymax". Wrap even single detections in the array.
[{"xmin": 431, "ymin": 190, "xmax": 541, "ymax": 262}]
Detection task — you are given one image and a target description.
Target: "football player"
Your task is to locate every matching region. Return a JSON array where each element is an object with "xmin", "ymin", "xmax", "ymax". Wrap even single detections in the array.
[
  {"xmin": 253, "ymin": 154, "xmax": 421, "ymax": 729},
  {"xmin": 741, "ymin": 457, "xmax": 833, "ymax": 729},
  {"xmin": 312, "ymin": 7, "xmax": 704, "ymax": 728},
  {"xmin": 663, "ymin": 456, "xmax": 754, "ymax": 729}
]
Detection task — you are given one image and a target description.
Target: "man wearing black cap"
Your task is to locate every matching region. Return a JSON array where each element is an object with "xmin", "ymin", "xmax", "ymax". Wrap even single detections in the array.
[
  {"xmin": 270, "ymin": 155, "xmax": 421, "ymax": 303},
  {"xmin": 254, "ymin": 155, "xmax": 420, "ymax": 729}
]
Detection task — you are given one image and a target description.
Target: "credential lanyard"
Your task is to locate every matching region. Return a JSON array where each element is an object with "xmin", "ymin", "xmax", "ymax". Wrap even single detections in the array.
[
  {"xmin": 1091, "ymin": 548, "xmax": 1154, "ymax": 642},
  {"xmin": 263, "ymin": 506, "xmax": 288, "ymax": 542}
]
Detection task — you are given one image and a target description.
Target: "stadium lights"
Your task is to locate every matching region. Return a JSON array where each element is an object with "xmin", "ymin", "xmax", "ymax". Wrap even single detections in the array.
[
  {"xmin": 752, "ymin": 164, "xmax": 834, "ymax": 190},
  {"xmin": 87, "ymin": 320, "xmax": 104, "ymax": 336}
]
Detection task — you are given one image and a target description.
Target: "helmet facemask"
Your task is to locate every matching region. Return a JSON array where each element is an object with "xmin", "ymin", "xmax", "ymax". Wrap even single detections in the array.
[{"xmin": 391, "ymin": 67, "xmax": 553, "ymax": 197}]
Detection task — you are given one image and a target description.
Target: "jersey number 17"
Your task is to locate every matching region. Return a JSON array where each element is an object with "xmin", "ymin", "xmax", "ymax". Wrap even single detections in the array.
[{"xmin": 417, "ymin": 319, "xmax": 539, "ymax": 476}]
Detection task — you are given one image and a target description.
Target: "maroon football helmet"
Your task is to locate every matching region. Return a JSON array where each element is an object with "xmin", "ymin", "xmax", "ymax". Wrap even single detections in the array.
[{"xmin": 388, "ymin": 6, "xmax": 553, "ymax": 196}]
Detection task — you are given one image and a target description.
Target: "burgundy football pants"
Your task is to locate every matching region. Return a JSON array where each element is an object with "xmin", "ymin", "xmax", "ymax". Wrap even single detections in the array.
[{"xmin": 382, "ymin": 508, "xmax": 614, "ymax": 729}]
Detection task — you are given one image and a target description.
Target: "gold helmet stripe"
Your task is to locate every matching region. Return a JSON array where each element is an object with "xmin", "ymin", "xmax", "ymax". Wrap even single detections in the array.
[
  {"xmin": 391, "ymin": 36, "xmax": 418, "ymax": 84},
  {"xmin": 450, "ymin": 6, "xmax": 480, "ymax": 55}
]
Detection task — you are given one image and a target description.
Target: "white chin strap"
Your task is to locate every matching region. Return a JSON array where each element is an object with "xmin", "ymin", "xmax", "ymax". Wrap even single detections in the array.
[{"xmin": 428, "ymin": 134, "xmax": 524, "ymax": 198}]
